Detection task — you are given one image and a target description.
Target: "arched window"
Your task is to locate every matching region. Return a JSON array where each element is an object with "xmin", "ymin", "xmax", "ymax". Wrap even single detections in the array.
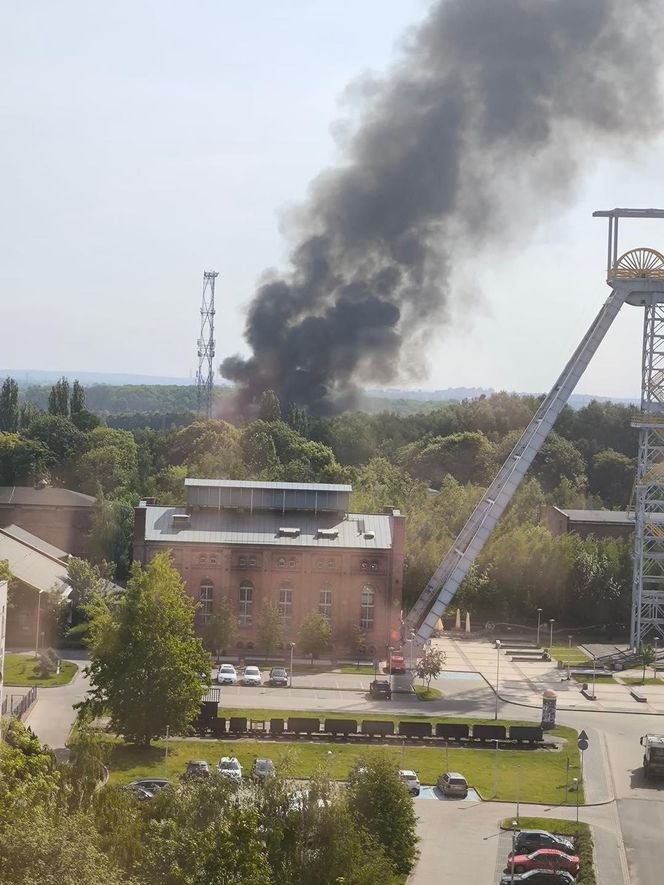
[
  {"xmin": 319, "ymin": 583, "xmax": 332, "ymax": 622},
  {"xmin": 277, "ymin": 557, "xmax": 286, "ymax": 568},
  {"xmin": 239, "ymin": 581, "xmax": 254, "ymax": 627},
  {"xmin": 199, "ymin": 580, "xmax": 214, "ymax": 624},
  {"xmin": 360, "ymin": 584, "xmax": 375, "ymax": 631},
  {"xmin": 278, "ymin": 584, "xmax": 293, "ymax": 630}
]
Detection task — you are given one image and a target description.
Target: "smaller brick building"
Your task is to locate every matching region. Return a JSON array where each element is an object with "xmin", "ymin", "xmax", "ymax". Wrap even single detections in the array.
[
  {"xmin": 541, "ymin": 505, "xmax": 633, "ymax": 540},
  {"xmin": 0, "ymin": 485, "xmax": 96, "ymax": 557},
  {"xmin": 134, "ymin": 479, "xmax": 405, "ymax": 655}
]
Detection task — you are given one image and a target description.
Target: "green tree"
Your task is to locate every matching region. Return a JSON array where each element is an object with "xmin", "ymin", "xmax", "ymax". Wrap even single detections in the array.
[
  {"xmin": 258, "ymin": 600, "xmax": 284, "ymax": 658},
  {"xmin": 66, "ymin": 557, "xmax": 114, "ymax": 608},
  {"xmin": 589, "ymin": 448, "xmax": 636, "ymax": 507},
  {"xmin": 347, "ymin": 756, "xmax": 418, "ymax": 875},
  {"xmin": 258, "ymin": 389, "xmax": 281, "ymax": 422},
  {"xmin": 241, "ymin": 427, "xmax": 281, "ymax": 478},
  {"xmin": 0, "ymin": 719, "xmax": 60, "ymax": 827},
  {"xmin": 70, "ymin": 380, "xmax": 86, "ymax": 415},
  {"xmin": 48, "ymin": 376, "xmax": 70, "ymax": 417},
  {"xmin": 24, "ymin": 414, "xmax": 87, "ymax": 465},
  {"xmin": 298, "ymin": 612, "xmax": 332, "ymax": 664},
  {"xmin": 414, "ymin": 646, "xmax": 446, "ymax": 689},
  {"xmin": 80, "ymin": 552, "xmax": 211, "ymax": 745},
  {"xmin": 0, "ymin": 377, "xmax": 19, "ymax": 432},
  {"xmin": 400, "ymin": 430, "xmax": 496, "ymax": 486},
  {"xmin": 87, "ymin": 495, "xmax": 134, "ymax": 580},
  {"xmin": 0, "ymin": 433, "xmax": 49, "ymax": 485},
  {"xmin": 640, "ymin": 642, "xmax": 657, "ymax": 684},
  {"xmin": 203, "ymin": 598, "xmax": 238, "ymax": 661}
]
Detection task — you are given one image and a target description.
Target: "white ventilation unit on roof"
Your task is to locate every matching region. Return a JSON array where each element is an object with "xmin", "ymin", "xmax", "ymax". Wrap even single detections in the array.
[
  {"xmin": 317, "ymin": 528, "xmax": 339, "ymax": 540},
  {"xmin": 364, "ymin": 530, "xmax": 375, "ymax": 540},
  {"xmin": 172, "ymin": 513, "xmax": 190, "ymax": 522},
  {"xmin": 278, "ymin": 526, "xmax": 301, "ymax": 538}
]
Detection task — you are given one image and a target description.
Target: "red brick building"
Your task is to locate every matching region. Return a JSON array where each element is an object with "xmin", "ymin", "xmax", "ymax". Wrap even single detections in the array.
[
  {"xmin": 541, "ymin": 505, "xmax": 633, "ymax": 540},
  {"xmin": 0, "ymin": 485, "xmax": 96, "ymax": 557},
  {"xmin": 133, "ymin": 479, "xmax": 405, "ymax": 655}
]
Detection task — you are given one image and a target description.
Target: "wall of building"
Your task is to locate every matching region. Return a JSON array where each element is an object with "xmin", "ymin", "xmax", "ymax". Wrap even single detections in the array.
[
  {"xmin": 0, "ymin": 504, "xmax": 92, "ymax": 556},
  {"xmin": 138, "ymin": 514, "xmax": 405, "ymax": 656}
]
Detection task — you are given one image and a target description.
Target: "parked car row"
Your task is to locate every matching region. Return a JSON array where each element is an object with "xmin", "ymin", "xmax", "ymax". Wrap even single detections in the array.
[
  {"xmin": 500, "ymin": 830, "xmax": 580, "ymax": 884},
  {"xmin": 217, "ymin": 665, "xmax": 290, "ymax": 686},
  {"xmin": 184, "ymin": 757, "xmax": 277, "ymax": 783}
]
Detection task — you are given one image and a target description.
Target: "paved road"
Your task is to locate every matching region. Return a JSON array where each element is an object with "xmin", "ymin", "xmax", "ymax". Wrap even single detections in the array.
[{"xmin": 23, "ymin": 655, "xmax": 90, "ymax": 751}]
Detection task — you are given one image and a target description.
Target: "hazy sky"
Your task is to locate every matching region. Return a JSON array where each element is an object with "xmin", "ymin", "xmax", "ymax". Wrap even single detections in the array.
[{"xmin": 3, "ymin": 0, "xmax": 664, "ymax": 399}]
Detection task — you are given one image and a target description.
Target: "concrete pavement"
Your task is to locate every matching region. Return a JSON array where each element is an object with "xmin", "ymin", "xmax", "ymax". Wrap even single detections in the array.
[{"xmin": 23, "ymin": 654, "xmax": 89, "ymax": 751}]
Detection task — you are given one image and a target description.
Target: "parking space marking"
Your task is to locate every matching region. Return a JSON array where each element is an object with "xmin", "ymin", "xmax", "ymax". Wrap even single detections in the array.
[{"xmin": 415, "ymin": 787, "xmax": 481, "ymax": 802}]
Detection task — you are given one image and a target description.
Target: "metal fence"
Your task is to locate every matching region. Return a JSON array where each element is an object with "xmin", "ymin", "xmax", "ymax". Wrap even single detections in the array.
[{"xmin": 1, "ymin": 686, "xmax": 37, "ymax": 720}]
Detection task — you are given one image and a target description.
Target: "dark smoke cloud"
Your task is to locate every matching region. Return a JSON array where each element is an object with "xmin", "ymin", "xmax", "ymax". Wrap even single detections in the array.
[{"xmin": 221, "ymin": 0, "xmax": 663, "ymax": 414}]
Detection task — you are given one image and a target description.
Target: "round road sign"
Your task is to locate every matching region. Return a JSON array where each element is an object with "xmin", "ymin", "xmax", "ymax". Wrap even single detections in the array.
[{"xmin": 577, "ymin": 738, "xmax": 589, "ymax": 751}]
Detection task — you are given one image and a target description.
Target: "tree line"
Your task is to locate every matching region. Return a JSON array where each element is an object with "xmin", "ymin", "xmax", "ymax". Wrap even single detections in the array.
[{"xmin": 0, "ymin": 377, "xmax": 639, "ymax": 626}]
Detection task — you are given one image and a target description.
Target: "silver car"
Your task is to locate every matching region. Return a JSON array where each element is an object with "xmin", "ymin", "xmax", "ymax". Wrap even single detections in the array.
[
  {"xmin": 437, "ymin": 771, "xmax": 468, "ymax": 798},
  {"xmin": 217, "ymin": 756, "xmax": 242, "ymax": 781},
  {"xmin": 399, "ymin": 769, "xmax": 421, "ymax": 796}
]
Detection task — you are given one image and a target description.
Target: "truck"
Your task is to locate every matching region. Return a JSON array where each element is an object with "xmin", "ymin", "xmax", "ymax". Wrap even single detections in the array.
[{"xmin": 640, "ymin": 734, "xmax": 664, "ymax": 778}]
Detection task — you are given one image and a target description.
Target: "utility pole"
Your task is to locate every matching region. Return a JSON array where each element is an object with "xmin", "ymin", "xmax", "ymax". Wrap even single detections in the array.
[{"xmin": 196, "ymin": 271, "xmax": 218, "ymax": 420}]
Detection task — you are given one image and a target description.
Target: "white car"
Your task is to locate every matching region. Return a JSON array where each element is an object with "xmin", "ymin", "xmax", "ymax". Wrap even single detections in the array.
[
  {"xmin": 399, "ymin": 769, "xmax": 421, "ymax": 796},
  {"xmin": 217, "ymin": 757, "xmax": 242, "ymax": 781},
  {"xmin": 217, "ymin": 664, "xmax": 238, "ymax": 685},
  {"xmin": 241, "ymin": 665, "xmax": 262, "ymax": 686}
]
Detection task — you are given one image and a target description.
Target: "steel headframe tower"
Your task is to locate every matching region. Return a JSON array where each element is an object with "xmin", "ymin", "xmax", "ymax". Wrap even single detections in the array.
[
  {"xmin": 595, "ymin": 210, "xmax": 664, "ymax": 648},
  {"xmin": 405, "ymin": 208, "xmax": 664, "ymax": 652},
  {"xmin": 196, "ymin": 271, "xmax": 218, "ymax": 420}
]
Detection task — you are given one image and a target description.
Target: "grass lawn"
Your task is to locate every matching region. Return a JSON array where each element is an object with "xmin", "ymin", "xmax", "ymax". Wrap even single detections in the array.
[
  {"xmin": 105, "ymin": 735, "xmax": 582, "ymax": 804},
  {"xmin": 413, "ymin": 686, "xmax": 443, "ymax": 700},
  {"xmin": 621, "ymin": 676, "xmax": 664, "ymax": 685},
  {"xmin": 337, "ymin": 666, "xmax": 378, "ymax": 676},
  {"xmin": 3, "ymin": 653, "xmax": 78, "ymax": 687},
  {"xmin": 501, "ymin": 817, "xmax": 595, "ymax": 885},
  {"xmin": 548, "ymin": 646, "xmax": 591, "ymax": 665}
]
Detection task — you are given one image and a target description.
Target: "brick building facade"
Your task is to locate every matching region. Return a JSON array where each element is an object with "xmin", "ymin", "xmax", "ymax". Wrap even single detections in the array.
[
  {"xmin": 541, "ymin": 505, "xmax": 633, "ymax": 540},
  {"xmin": 0, "ymin": 486, "xmax": 96, "ymax": 557},
  {"xmin": 134, "ymin": 479, "xmax": 405, "ymax": 655}
]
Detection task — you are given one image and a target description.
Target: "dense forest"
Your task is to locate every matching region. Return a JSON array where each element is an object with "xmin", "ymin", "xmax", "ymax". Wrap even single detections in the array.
[{"xmin": 0, "ymin": 376, "xmax": 638, "ymax": 628}]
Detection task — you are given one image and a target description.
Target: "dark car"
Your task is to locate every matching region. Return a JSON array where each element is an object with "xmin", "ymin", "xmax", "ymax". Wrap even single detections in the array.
[
  {"xmin": 128, "ymin": 778, "xmax": 170, "ymax": 796},
  {"xmin": 369, "ymin": 679, "xmax": 392, "ymax": 700},
  {"xmin": 514, "ymin": 830, "xmax": 575, "ymax": 856},
  {"xmin": 251, "ymin": 757, "xmax": 276, "ymax": 782},
  {"xmin": 184, "ymin": 760, "xmax": 211, "ymax": 779},
  {"xmin": 500, "ymin": 870, "xmax": 575, "ymax": 885},
  {"xmin": 268, "ymin": 667, "xmax": 289, "ymax": 687}
]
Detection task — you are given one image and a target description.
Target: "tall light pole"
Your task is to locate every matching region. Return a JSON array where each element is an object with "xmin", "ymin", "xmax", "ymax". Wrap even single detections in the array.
[
  {"xmin": 494, "ymin": 640, "xmax": 502, "ymax": 720},
  {"xmin": 510, "ymin": 820, "xmax": 518, "ymax": 885},
  {"xmin": 591, "ymin": 655, "xmax": 597, "ymax": 699},
  {"xmin": 654, "ymin": 637, "xmax": 660, "ymax": 680},
  {"xmin": 536, "ymin": 608, "xmax": 543, "ymax": 647},
  {"xmin": 549, "ymin": 619, "xmax": 555, "ymax": 649},
  {"xmin": 288, "ymin": 642, "xmax": 295, "ymax": 689},
  {"xmin": 35, "ymin": 589, "xmax": 45, "ymax": 658}
]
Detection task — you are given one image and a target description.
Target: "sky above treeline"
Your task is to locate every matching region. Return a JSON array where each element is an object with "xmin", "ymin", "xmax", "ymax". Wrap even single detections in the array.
[{"xmin": 3, "ymin": 0, "xmax": 664, "ymax": 400}]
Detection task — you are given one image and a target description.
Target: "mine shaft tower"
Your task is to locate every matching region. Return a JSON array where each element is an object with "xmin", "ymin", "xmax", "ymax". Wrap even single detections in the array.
[
  {"xmin": 196, "ymin": 270, "xmax": 218, "ymax": 420},
  {"xmin": 406, "ymin": 208, "xmax": 664, "ymax": 650}
]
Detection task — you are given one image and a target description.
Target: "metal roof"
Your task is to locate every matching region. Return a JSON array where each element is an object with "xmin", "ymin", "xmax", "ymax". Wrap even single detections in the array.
[
  {"xmin": 143, "ymin": 507, "xmax": 394, "ymax": 550},
  {"xmin": 185, "ymin": 479, "xmax": 352, "ymax": 492},
  {"xmin": 0, "ymin": 525, "xmax": 68, "ymax": 560},
  {"xmin": 0, "ymin": 533, "xmax": 71, "ymax": 597},
  {"xmin": 0, "ymin": 486, "xmax": 96, "ymax": 507},
  {"xmin": 559, "ymin": 509, "xmax": 632, "ymax": 524}
]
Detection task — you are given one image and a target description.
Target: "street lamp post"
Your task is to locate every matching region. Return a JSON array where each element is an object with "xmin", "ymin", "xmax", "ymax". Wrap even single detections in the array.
[
  {"xmin": 536, "ymin": 608, "xmax": 543, "ymax": 647},
  {"xmin": 288, "ymin": 642, "xmax": 295, "ymax": 689},
  {"xmin": 654, "ymin": 637, "xmax": 660, "ymax": 681},
  {"xmin": 494, "ymin": 640, "xmax": 502, "ymax": 720},
  {"xmin": 510, "ymin": 820, "xmax": 518, "ymax": 885},
  {"xmin": 35, "ymin": 589, "xmax": 45, "ymax": 658},
  {"xmin": 591, "ymin": 656, "xmax": 597, "ymax": 699},
  {"xmin": 549, "ymin": 619, "xmax": 555, "ymax": 649},
  {"xmin": 573, "ymin": 777, "xmax": 580, "ymax": 830},
  {"xmin": 568, "ymin": 634, "xmax": 573, "ymax": 649}
]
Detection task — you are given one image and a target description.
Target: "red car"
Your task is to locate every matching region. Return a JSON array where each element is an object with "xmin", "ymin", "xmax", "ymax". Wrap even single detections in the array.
[
  {"xmin": 389, "ymin": 653, "xmax": 406, "ymax": 674},
  {"xmin": 507, "ymin": 849, "xmax": 579, "ymax": 876}
]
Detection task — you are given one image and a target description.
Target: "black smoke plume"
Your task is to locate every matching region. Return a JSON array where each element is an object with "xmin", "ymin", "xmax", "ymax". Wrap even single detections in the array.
[{"xmin": 221, "ymin": 0, "xmax": 663, "ymax": 414}]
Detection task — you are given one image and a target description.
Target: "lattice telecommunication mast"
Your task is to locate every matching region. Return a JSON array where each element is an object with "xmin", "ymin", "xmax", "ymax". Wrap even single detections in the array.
[{"xmin": 196, "ymin": 271, "xmax": 218, "ymax": 420}]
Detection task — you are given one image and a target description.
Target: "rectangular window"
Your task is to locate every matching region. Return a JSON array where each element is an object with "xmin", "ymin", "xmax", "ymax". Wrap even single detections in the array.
[
  {"xmin": 319, "ymin": 586, "xmax": 332, "ymax": 622},
  {"xmin": 199, "ymin": 583, "xmax": 214, "ymax": 625},
  {"xmin": 278, "ymin": 588, "xmax": 293, "ymax": 629},
  {"xmin": 360, "ymin": 586, "xmax": 374, "ymax": 631},
  {"xmin": 239, "ymin": 584, "xmax": 253, "ymax": 627}
]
